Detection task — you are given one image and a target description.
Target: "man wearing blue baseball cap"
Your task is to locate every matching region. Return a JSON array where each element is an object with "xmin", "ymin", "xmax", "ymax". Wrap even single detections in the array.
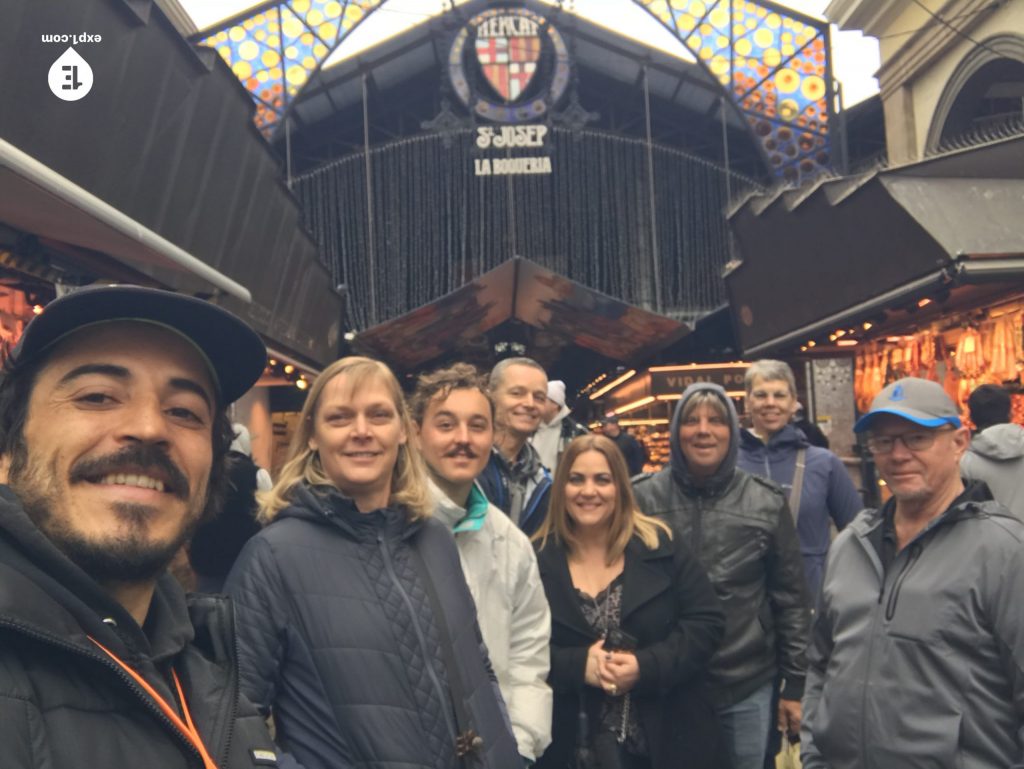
[
  {"xmin": 0, "ymin": 285, "xmax": 277, "ymax": 768},
  {"xmin": 802, "ymin": 377, "xmax": 1024, "ymax": 769}
]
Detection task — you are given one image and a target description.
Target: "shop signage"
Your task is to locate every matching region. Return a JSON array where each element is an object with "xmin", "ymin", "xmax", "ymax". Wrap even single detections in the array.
[
  {"xmin": 473, "ymin": 125, "xmax": 551, "ymax": 175},
  {"xmin": 650, "ymin": 367, "xmax": 747, "ymax": 395},
  {"xmin": 450, "ymin": 6, "xmax": 569, "ymax": 177}
]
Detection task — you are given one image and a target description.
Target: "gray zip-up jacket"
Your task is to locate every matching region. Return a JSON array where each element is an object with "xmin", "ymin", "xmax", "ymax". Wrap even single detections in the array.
[{"xmin": 802, "ymin": 484, "xmax": 1024, "ymax": 769}]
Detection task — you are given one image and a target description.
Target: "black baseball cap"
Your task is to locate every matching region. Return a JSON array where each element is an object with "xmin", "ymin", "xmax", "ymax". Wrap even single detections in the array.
[{"xmin": 12, "ymin": 285, "xmax": 267, "ymax": 404}]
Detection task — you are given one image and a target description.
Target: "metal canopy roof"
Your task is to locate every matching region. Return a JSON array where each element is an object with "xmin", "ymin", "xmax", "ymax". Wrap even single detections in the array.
[
  {"xmin": 354, "ymin": 256, "xmax": 689, "ymax": 372},
  {"xmin": 281, "ymin": 3, "xmax": 748, "ymax": 142},
  {"xmin": 725, "ymin": 135, "xmax": 1024, "ymax": 355},
  {"xmin": 2, "ymin": 0, "xmax": 344, "ymax": 368},
  {"xmin": 0, "ymin": 139, "xmax": 251, "ymax": 302}
]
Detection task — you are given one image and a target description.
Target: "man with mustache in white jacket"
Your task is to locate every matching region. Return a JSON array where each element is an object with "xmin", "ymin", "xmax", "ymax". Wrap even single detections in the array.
[{"xmin": 411, "ymin": 362, "xmax": 553, "ymax": 765}]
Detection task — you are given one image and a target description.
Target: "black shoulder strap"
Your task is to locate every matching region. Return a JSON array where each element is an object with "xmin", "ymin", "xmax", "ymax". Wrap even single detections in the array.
[{"xmin": 409, "ymin": 545, "xmax": 484, "ymax": 764}]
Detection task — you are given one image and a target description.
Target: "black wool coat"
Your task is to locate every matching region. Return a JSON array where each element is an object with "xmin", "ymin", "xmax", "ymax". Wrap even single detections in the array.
[{"xmin": 534, "ymin": 528, "xmax": 729, "ymax": 769}]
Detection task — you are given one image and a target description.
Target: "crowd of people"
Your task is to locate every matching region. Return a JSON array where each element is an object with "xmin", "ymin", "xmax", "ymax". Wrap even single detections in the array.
[{"xmin": 2, "ymin": 285, "xmax": 1023, "ymax": 769}]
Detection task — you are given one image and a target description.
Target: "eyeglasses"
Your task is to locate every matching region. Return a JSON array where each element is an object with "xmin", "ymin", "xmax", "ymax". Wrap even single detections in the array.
[{"xmin": 865, "ymin": 426, "xmax": 956, "ymax": 455}]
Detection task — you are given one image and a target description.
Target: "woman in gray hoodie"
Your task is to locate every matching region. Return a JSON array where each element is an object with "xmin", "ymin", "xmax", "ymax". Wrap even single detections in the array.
[{"xmin": 632, "ymin": 383, "xmax": 810, "ymax": 769}]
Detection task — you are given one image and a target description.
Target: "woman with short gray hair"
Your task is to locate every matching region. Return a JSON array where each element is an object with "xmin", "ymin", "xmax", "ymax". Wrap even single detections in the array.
[{"xmin": 737, "ymin": 360, "xmax": 863, "ymax": 601}]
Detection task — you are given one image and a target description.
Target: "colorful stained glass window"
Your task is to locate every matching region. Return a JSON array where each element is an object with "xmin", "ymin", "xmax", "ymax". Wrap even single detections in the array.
[
  {"xmin": 636, "ymin": 0, "xmax": 832, "ymax": 184},
  {"xmin": 195, "ymin": 0, "xmax": 383, "ymax": 136}
]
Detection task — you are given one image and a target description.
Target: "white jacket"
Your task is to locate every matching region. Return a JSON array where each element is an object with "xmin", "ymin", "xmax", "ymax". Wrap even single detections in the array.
[
  {"xmin": 429, "ymin": 479, "xmax": 553, "ymax": 761},
  {"xmin": 530, "ymin": 405, "xmax": 570, "ymax": 471}
]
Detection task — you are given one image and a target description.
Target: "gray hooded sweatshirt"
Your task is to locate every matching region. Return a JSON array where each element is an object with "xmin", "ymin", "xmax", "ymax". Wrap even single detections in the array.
[{"xmin": 961, "ymin": 423, "xmax": 1024, "ymax": 517}]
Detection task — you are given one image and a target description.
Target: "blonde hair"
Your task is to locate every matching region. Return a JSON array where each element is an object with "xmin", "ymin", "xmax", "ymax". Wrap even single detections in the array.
[
  {"xmin": 259, "ymin": 356, "xmax": 432, "ymax": 523},
  {"xmin": 533, "ymin": 434, "xmax": 670, "ymax": 564}
]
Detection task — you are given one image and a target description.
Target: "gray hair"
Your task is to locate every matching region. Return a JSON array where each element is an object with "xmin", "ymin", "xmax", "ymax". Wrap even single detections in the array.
[
  {"xmin": 744, "ymin": 359, "xmax": 797, "ymax": 397},
  {"xmin": 488, "ymin": 357, "xmax": 546, "ymax": 391},
  {"xmin": 680, "ymin": 391, "xmax": 728, "ymax": 421}
]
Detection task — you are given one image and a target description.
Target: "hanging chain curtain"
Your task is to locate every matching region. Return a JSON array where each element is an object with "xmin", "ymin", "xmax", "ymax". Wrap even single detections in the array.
[{"xmin": 295, "ymin": 127, "xmax": 758, "ymax": 330}]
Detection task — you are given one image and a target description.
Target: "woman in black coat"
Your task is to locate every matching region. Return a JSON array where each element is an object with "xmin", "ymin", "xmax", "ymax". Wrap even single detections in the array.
[{"xmin": 533, "ymin": 435, "xmax": 727, "ymax": 769}]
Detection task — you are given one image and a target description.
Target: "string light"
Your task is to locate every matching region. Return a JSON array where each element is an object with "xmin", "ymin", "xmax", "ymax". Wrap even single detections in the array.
[
  {"xmin": 589, "ymin": 369, "xmax": 637, "ymax": 400},
  {"xmin": 262, "ymin": 356, "xmax": 315, "ymax": 390}
]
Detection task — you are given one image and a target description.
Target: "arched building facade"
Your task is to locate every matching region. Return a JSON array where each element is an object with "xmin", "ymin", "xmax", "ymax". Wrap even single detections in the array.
[{"xmin": 193, "ymin": 0, "xmax": 837, "ymax": 384}]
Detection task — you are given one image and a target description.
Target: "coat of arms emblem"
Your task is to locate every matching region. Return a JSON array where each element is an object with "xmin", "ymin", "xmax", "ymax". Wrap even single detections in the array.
[
  {"xmin": 449, "ymin": 6, "xmax": 570, "ymax": 123},
  {"xmin": 474, "ymin": 15, "xmax": 542, "ymax": 102}
]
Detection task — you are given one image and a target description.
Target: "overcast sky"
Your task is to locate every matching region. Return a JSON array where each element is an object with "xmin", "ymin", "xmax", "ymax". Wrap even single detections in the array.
[{"xmin": 181, "ymin": 0, "xmax": 880, "ymax": 106}]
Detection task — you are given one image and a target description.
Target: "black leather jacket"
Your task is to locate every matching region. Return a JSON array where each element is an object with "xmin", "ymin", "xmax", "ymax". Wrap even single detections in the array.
[{"xmin": 632, "ymin": 383, "xmax": 810, "ymax": 707}]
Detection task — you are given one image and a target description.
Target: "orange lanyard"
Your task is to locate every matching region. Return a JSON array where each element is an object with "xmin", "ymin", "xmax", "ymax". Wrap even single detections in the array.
[{"xmin": 88, "ymin": 636, "xmax": 220, "ymax": 769}]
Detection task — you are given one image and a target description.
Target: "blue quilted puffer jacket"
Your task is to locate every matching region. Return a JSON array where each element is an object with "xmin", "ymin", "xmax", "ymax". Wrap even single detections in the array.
[{"xmin": 226, "ymin": 483, "xmax": 520, "ymax": 769}]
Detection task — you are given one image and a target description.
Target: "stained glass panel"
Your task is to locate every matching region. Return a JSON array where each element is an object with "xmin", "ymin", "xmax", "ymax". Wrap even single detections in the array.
[
  {"xmin": 636, "ymin": 0, "xmax": 832, "ymax": 184},
  {"xmin": 196, "ymin": 0, "xmax": 383, "ymax": 137}
]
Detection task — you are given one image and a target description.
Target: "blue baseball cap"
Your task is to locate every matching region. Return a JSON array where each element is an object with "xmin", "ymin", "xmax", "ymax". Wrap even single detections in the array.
[{"xmin": 854, "ymin": 377, "xmax": 962, "ymax": 433}]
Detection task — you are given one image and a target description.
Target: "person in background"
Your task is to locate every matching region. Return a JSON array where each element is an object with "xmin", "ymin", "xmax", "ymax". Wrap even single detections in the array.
[
  {"xmin": 738, "ymin": 360, "xmax": 862, "ymax": 601},
  {"xmin": 601, "ymin": 416, "xmax": 647, "ymax": 476},
  {"xmin": 738, "ymin": 360, "xmax": 861, "ymax": 768},
  {"xmin": 792, "ymin": 403, "xmax": 830, "ymax": 449},
  {"xmin": 410, "ymin": 362, "xmax": 553, "ymax": 763},
  {"xmin": 478, "ymin": 357, "xmax": 552, "ymax": 536},
  {"xmin": 226, "ymin": 356, "xmax": 520, "ymax": 769},
  {"xmin": 531, "ymin": 379, "xmax": 588, "ymax": 473},
  {"xmin": 960, "ymin": 383, "xmax": 1024, "ymax": 516},
  {"xmin": 187, "ymin": 423, "xmax": 271, "ymax": 592},
  {"xmin": 633, "ymin": 383, "xmax": 809, "ymax": 769},
  {"xmin": 0, "ymin": 285, "xmax": 276, "ymax": 768},
  {"xmin": 534, "ymin": 434, "xmax": 726, "ymax": 769},
  {"xmin": 802, "ymin": 377, "xmax": 1024, "ymax": 769}
]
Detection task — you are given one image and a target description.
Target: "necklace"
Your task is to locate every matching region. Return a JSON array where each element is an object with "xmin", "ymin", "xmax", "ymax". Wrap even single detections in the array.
[{"xmin": 590, "ymin": 583, "xmax": 614, "ymax": 642}]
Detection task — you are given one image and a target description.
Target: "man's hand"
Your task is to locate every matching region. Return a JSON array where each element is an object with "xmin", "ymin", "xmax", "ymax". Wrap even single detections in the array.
[{"xmin": 778, "ymin": 698, "xmax": 801, "ymax": 738}]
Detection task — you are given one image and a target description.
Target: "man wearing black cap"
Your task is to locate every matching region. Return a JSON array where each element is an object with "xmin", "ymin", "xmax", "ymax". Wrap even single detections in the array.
[
  {"xmin": 0, "ymin": 285, "xmax": 277, "ymax": 768},
  {"xmin": 802, "ymin": 377, "xmax": 1024, "ymax": 769}
]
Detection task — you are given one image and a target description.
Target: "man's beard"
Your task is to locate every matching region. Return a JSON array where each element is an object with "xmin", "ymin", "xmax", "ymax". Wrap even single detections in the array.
[{"xmin": 7, "ymin": 440, "xmax": 207, "ymax": 583}]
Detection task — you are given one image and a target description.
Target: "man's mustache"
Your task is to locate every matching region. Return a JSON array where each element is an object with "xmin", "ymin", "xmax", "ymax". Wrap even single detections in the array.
[
  {"xmin": 69, "ymin": 444, "xmax": 190, "ymax": 500},
  {"xmin": 443, "ymin": 445, "xmax": 479, "ymax": 459}
]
